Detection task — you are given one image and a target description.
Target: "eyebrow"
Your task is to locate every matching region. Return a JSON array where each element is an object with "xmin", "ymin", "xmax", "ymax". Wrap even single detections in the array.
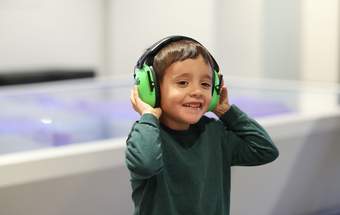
[
  {"xmin": 173, "ymin": 73, "xmax": 212, "ymax": 80},
  {"xmin": 201, "ymin": 74, "xmax": 212, "ymax": 80},
  {"xmin": 172, "ymin": 73, "xmax": 190, "ymax": 79}
]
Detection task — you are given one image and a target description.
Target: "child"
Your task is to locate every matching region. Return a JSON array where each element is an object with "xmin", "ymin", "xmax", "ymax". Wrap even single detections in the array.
[{"xmin": 126, "ymin": 35, "xmax": 279, "ymax": 215}]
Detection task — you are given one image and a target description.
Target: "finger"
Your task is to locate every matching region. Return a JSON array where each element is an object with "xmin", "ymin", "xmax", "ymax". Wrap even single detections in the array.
[
  {"xmin": 219, "ymin": 86, "xmax": 227, "ymax": 104},
  {"xmin": 224, "ymin": 86, "xmax": 228, "ymax": 98},
  {"xmin": 130, "ymin": 88, "xmax": 136, "ymax": 106},
  {"xmin": 134, "ymin": 86, "xmax": 144, "ymax": 103},
  {"xmin": 132, "ymin": 85, "xmax": 138, "ymax": 98},
  {"xmin": 223, "ymin": 86, "xmax": 230, "ymax": 105},
  {"xmin": 132, "ymin": 86, "xmax": 142, "ymax": 106},
  {"xmin": 223, "ymin": 86, "xmax": 228, "ymax": 97}
]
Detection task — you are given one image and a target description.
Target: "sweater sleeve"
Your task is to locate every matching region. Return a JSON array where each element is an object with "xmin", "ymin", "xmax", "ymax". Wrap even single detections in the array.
[
  {"xmin": 125, "ymin": 113, "xmax": 164, "ymax": 180},
  {"xmin": 220, "ymin": 105, "xmax": 279, "ymax": 166}
]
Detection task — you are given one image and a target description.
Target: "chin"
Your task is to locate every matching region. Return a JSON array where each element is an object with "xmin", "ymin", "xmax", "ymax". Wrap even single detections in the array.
[{"xmin": 183, "ymin": 115, "xmax": 203, "ymax": 125}]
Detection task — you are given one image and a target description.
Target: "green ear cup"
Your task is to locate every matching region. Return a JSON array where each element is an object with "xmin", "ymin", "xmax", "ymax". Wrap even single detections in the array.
[
  {"xmin": 208, "ymin": 70, "xmax": 220, "ymax": 111},
  {"xmin": 134, "ymin": 64, "xmax": 157, "ymax": 107}
]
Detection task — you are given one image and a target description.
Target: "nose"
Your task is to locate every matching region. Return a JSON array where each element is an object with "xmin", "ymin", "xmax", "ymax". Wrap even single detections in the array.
[{"xmin": 189, "ymin": 83, "xmax": 203, "ymax": 98}]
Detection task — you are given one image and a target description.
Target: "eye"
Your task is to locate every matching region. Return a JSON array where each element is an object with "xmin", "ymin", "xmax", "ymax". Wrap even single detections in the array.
[
  {"xmin": 201, "ymin": 82, "xmax": 211, "ymax": 89},
  {"xmin": 176, "ymin": 80, "xmax": 189, "ymax": 87}
]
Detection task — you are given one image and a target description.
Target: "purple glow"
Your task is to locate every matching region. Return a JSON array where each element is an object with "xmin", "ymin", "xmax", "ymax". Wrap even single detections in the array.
[
  {"xmin": 231, "ymin": 96, "xmax": 292, "ymax": 118},
  {"xmin": 0, "ymin": 89, "xmax": 293, "ymax": 155}
]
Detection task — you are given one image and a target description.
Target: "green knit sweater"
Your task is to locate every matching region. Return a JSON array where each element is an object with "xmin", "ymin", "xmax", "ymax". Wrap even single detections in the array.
[{"xmin": 125, "ymin": 105, "xmax": 279, "ymax": 215}]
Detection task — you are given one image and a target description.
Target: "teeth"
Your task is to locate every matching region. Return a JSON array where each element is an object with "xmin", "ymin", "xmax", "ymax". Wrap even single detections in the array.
[{"xmin": 184, "ymin": 103, "xmax": 201, "ymax": 108}]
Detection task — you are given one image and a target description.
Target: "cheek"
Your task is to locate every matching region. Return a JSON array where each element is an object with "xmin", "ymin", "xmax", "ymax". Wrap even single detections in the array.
[
  {"xmin": 161, "ymin": 92, "xmax": 188, "ymax": 113},
  {"xmin": 207, "ymin": 94, "xmax": 212, "ymax": 102},
  {"xmin": 204, "ymin": 89, "xmax": 212, "ymax": 100},
  {"xmin": 161, "ymin": 90, "xmax": 182, "ymax": 104},
  {"xmin": 160, "ymin": 85, "xmax": 178, "ymax": 105},
  {"xmin": 205, "ymin": 94, "xmax": 212, "ymax": 106}
]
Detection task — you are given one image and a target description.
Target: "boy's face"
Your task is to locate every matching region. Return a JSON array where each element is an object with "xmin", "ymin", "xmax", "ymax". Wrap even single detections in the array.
[{"xmin": 159, "ymin": 55, "xmax": 212, "ymax": 130}]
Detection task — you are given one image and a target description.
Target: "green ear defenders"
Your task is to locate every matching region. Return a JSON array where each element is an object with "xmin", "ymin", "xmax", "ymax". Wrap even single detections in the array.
[{"xmin": 134, "ymin": 35, "xmax": 223, "ymax": 111}]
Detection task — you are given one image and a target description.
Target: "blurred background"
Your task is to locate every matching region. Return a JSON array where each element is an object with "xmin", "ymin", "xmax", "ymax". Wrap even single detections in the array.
[
  {"xmin": 0, "ymin": 0, "xmax": 338, "ymax": 82},
  {"xmin": 0, "ymin": 1, "xmax": 340, "ymax": 215}
]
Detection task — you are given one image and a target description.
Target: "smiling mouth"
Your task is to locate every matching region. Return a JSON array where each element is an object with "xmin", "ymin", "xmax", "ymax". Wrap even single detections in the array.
[{"xmin": 183, "ymin": 103, "xmax": 202, "ymax": 109}]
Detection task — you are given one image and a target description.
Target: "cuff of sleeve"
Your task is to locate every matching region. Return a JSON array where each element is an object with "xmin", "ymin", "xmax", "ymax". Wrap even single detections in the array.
[
  {"xmin": 219, "ymin": 104, "xmax": 246, "ymax": 125},
  {"xmin": 139, "ymin": 113, "xmax": 160, "ymax": 126}
]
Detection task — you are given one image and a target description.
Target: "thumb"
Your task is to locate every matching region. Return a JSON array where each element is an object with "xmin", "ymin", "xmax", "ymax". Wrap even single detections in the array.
[{"xmin": 153, "ymin": 107, "xmax": 162, "ymax": 118}]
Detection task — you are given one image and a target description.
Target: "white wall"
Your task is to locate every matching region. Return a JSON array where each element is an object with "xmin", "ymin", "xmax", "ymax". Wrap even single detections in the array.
[
  {"xmin": 0, "ymin": 0, "xmax": 104, "ymax": 72},
  {"xmin": 231, "ymin": 112, "xmax": 340, "ymax": 215},
  {"xmin": 214, "ymin": 0, "xmax": 339, "ymax": 82},
  {"xmin": 107, "ymin": 0, "xmax": 215, "ymax": 78},
  {"xmin": 215, "ymin": 0, "xmax": 265, "ymax": 79},
  {"xmin": 300, "ymin": 0, "xmax": 339, "ymax": 83},
  {"xmin": 262, "ymin": 0, "xmax": 301, "ymax": 80},
  {"xmin": 0, "ymin": 1, "xmax": 338, "ymax": 83}
]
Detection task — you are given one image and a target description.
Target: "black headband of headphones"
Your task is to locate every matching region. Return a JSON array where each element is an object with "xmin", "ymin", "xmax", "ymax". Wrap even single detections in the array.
[{"xmin": 135, "ymin": 35, "xmax": 220, "ymax": 73}]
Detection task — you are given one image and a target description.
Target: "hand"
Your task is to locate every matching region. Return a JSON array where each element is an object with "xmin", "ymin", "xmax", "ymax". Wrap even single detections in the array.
[
  {"xmin": 212, "ymin": 84, "xmax": 231, "ymax": 117},
  {"xmin": 130, "ymin": 86, "xmax": 162, "ymax": 119}
]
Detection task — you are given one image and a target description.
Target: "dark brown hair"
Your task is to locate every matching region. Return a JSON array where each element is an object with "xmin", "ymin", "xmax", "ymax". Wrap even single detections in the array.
[{"xmin": 152, "ymin": 39, "xmax": 214, "ymax": 82}]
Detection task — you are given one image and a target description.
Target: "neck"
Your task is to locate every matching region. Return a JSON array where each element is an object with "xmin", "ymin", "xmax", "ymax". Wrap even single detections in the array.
[{"xmin": 160, "ymin": 117, "xmax": 190, "ymax": 131}]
